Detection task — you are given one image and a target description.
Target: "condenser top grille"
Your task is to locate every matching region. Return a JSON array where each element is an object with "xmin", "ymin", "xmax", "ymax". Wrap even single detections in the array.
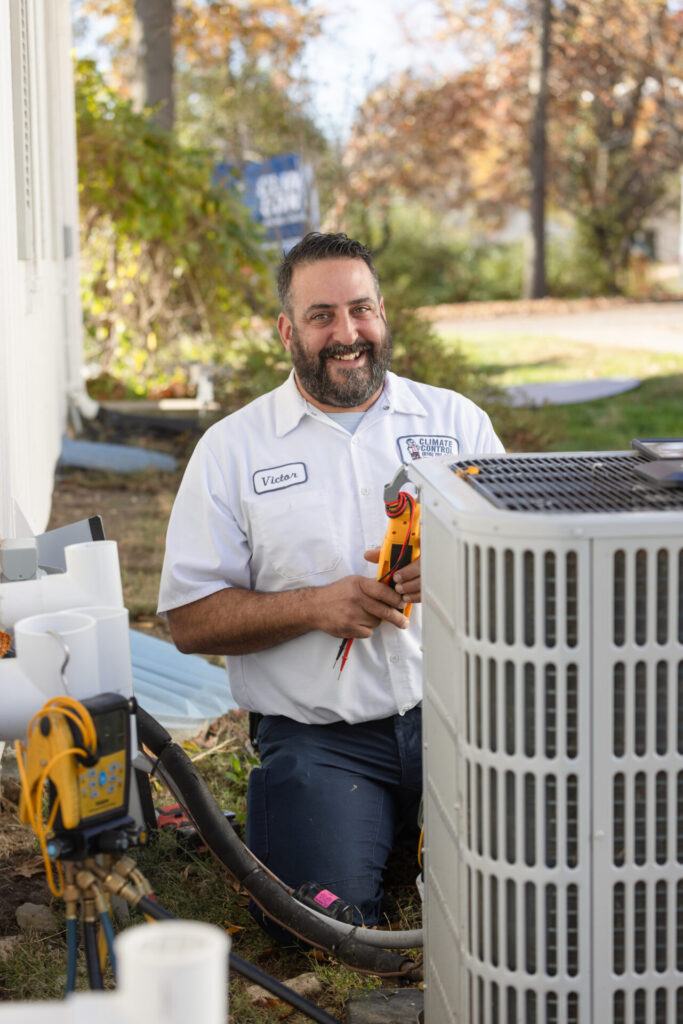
[{"xmin": 449, "ymin": 451, "xmax": 683, "ymax": 513}]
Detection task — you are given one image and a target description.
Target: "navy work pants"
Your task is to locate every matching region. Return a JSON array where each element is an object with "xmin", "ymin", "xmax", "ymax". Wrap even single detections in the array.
[{"xmin": 245, "ymin": 706, "xmax": 422, "ymax": 930}]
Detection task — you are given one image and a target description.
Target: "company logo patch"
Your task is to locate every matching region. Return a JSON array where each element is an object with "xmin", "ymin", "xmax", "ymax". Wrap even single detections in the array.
[
  {"xmin": 253, "ymin": 462, "xmax": 308, "ymax": 494},
  {"xmin": 397, "ymin": 435, "xmax": 459, "ymax": 462}
]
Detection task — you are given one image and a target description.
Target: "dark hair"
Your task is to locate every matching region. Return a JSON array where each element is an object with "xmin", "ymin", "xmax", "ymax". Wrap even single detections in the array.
[{"xmin": 277, "ymin": 232, "xmax": 381, "ymax": 314}]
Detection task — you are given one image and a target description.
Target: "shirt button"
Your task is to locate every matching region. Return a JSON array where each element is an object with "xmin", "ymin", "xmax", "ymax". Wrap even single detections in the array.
[
  {"xmin": 390, "ymin": 655, "xmax": 400, "ymax": 664},
  {"xmin": 361, "ymin": 487, "xmax": 370, "ymax": 496}
]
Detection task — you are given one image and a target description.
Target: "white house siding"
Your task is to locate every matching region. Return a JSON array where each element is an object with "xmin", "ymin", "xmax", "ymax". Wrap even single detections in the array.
[{"xmin": 0, "ymin": 0, "xmax": 90, "ymax": 540}]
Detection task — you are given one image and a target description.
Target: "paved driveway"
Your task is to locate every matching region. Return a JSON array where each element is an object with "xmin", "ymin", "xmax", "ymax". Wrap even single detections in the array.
[{"xmin": 433, "ymin": 300, "xmax": 683, "ymax": 354}]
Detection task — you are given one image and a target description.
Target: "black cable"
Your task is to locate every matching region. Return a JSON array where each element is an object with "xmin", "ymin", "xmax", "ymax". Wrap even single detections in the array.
[
  {"xmin": 137, "ymin": 895, "xmax": 175, "ymax": 920},
  {"xmin": 136, "ymin": 705, "xmax": 420, "ymax": 979},
  {"xmin": 138, "ymin": 891, "xmax": 341, "ymax": 1024},
  {"xmin": 65, "ymin": 918, "xmax": 78, "ymax": 994},
  {"xmin": 83, "ymin": 918, "xmax": 104, "ymax": 990},
  {"xmin": 229, "ymin": 951, "xmax": 342, "ymax": 1024}
]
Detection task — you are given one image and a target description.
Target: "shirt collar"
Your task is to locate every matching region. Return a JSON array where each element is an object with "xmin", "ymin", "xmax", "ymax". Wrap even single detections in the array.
[
  {"xmin": 273, "ymin": 372, "xmax": 312, "ymax": 437},
  {"xmin": 379, "ymin": 372, "xmax": 430, "ymax": 417},
  {"xmin": 273, "ymin": 369, "xmax": 428, "ymax": 437}
]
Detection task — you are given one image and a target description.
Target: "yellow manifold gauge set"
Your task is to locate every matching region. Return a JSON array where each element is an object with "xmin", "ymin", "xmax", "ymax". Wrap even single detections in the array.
[
  {"xmin": 12, "ymin": 691, "xmax": 156, "ymax": 994},
  {"xmin": 16, "ymin": 693, "xmax": 142, "ymax": 891}
]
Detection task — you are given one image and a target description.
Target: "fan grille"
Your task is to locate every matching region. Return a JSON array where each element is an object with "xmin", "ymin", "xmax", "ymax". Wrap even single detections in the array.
[{"xmin": 449, "ymin": 452, "xmax": 683, "ymax": 513}]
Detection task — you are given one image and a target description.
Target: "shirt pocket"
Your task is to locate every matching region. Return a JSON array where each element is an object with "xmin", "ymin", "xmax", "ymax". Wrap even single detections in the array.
[{"xmin": 248, "ymin": 487, "xmax": 342, "ymax": 581}]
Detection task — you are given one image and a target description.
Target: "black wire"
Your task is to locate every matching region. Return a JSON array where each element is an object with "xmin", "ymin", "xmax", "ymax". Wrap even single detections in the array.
[
  {"xmin": 137, "ymin": 895, "xmax": 341, "ymax": 1024},
  {"xmin": 229, "ymin": 951, "xmax": 342, "ymax": 1024},
  {"xmin": 333, "ymin": 637, "xmax": 347, "ymax": 665},
  {"xmin": 137, "ymin": 895, "xmax": 175, "ymax": 920},
  {"xmin": 83, "ymin": 918, "xmax": 104, "ymax": 990},
  {"xmin": 65, "ymin": 918, "xmax": 78, "ymax": 995}
]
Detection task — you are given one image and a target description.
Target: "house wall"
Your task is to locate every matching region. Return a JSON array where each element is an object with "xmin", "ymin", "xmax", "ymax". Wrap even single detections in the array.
[{"xmin": 0, "ymin": 0, "xmax": 92, "ymax": 541}]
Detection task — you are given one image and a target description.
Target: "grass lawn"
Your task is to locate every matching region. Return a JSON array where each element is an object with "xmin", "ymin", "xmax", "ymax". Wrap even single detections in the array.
[{"xmin": 443, "ymin": 332, "xmax": 683, "ymax": 453}]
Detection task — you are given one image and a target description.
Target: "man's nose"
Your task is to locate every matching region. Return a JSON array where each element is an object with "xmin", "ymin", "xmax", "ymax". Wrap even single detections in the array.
[{"xmin": 332, "ymin": 311, "xmax": 358, "ymax": 345}]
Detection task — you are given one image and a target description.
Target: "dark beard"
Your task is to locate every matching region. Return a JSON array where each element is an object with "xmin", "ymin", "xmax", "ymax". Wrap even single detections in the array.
[{"xmin": 289, "ymin": 321, "xmax": 393, "ymax": 408}]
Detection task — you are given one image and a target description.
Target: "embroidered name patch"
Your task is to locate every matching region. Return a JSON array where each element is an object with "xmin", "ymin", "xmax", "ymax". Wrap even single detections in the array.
[
  {"xmin": 253, "ymin": 462, "xmax": 308, "ymax": 494},
  {"xmin": 397, "ymin": 434, "xmax": 460, "ymax": 461}
]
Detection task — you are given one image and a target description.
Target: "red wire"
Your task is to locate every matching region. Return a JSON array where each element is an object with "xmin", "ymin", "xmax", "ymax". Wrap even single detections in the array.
[
  {"xmin": 379, "ymin": 493, "xmax": 416, "ymax": 584},
  {"xmin": 339, "ymin": 637, "xmax": 353, "ymax": 673}
]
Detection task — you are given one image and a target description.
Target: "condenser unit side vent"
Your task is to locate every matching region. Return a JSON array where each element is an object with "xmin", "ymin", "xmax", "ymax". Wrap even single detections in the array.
[{"xmin": 449, "ymin": 452, "xmax": 683, "ymax": 513}]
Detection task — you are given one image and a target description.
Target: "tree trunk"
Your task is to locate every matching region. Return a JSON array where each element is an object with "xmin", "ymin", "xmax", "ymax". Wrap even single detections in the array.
[
  {"xmin": 131, "ymin": 0, "xmax": 174, "ymax": 131},
  {"xmin": 524, "ymin": 0, "xmax": 551, "ymax": 299}
]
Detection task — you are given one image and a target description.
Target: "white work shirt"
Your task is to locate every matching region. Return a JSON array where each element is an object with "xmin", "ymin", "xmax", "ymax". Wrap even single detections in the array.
[{"xmin": 158, "ymin": 371, "xmax": 504, "ymax": 725}]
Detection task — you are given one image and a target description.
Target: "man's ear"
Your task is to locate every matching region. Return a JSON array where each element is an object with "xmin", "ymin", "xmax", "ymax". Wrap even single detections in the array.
[
  {"xmin": 379, "ymin": 296, "xmax": 386, "ymax": 321},
  {"xmin": 277, "ymin": 312, "xmax": 293, "ymax": 352}
]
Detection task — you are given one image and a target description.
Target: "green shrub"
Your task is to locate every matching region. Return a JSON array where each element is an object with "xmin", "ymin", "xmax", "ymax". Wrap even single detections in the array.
[
  {"xmin": 389, "ymin": 307, "xmax": 476, "ymax": 392},
  {"xmin": 342, "ymin": 202, "xmax": 524, "ymax": 307},
  {"xmin": 546, "ymin": 228, "xmax": 617, "ymax": 298},
  {"xmin": 76, "ymin": 60, "xmax": 275, "ymax": 391}
]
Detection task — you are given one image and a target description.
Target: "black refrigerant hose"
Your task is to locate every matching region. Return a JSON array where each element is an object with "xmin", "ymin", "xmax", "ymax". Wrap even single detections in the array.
[
  {"xmin": 136, "ymin": 705, "xmax": 421, "ymax": 981},
  {"xmin": 83, "ymin": 917, "xmax": 104, "ymax": 991}
]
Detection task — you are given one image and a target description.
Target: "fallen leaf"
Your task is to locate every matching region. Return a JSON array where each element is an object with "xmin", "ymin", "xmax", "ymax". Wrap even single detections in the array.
[
  {"xmin": 245, "ymin": 973, "xmax": 323, "ymax": 1013},
  {"xmin": 12, "ymin": 857, "xmax": 45, "ymax": 879},
  {"xmin": 245, "ymin": 986, "xmax": 282, "ymax": 1008}
]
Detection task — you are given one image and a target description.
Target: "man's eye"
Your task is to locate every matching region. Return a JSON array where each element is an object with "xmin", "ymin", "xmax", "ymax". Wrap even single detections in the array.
[{"xmin": 353, "ymin": 305, "xmax": 372, "ymax": 315}]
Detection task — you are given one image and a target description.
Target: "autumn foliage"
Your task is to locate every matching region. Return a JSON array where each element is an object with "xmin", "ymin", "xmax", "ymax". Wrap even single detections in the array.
[
  {"xmin": 81, "ymin": 0, "xmax": 319, "ymax": 95},
  {"xmin": 340, "ymin": 0, "xmax": 683, "ymax": 291}
]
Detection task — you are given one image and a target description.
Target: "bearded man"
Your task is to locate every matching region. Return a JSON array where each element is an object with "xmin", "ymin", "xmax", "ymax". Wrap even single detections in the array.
[{"xmin": 158, "ymin": 232, "xmax": 503, "ymax": 935}]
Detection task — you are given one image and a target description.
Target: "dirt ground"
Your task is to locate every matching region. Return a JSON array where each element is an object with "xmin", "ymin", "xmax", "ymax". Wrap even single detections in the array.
[{"xmin": 0, "ymin": 789, "xmax": 52, "ymax": 936}]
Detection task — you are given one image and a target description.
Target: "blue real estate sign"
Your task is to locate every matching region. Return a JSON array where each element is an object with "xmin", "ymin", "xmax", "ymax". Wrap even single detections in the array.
[{"xmin": 216, "ymin": 153, "xmax": 320, "ymax": 252}]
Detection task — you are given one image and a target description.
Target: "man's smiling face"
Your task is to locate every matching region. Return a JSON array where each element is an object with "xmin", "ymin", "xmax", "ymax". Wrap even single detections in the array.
[{"xmin": 277, "ymin": 258, "xmax": 392, "ymax": 412}]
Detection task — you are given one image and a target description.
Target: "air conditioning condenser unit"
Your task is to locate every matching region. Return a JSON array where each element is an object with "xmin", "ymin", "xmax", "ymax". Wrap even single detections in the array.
[{"xmin": 409, "ymin": 447, "xmax": 683, "ymax": 1024}]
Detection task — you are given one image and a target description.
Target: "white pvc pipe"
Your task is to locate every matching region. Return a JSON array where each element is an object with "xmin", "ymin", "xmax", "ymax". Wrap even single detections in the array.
[
  {"xmin": 0, "ymin": 541, "xmax": 123, "ymax": 627},
  {"xmin": 15, "ymin": 611, "xmax": 98, "ymax": 699},
  {"xmin": 0, "ymin": 611, "xmax": 98, "ymax": 740},
  {"xmin": 115, "ymin": 921, "xmax": 230, "ymax": 1024},
  {"xmin": 64, "ymin": 542, "xmax": 124, "ymax": 609},
  {"xmin": 0, "ymin": 924, "xmax": 229, "ymax": 1022},
  {"xmin": 0, "ymin": 994, "xmax": 125, "ymax": 1022},
  {"xmin": 0, "ymin": 604, "xmax": 138, "ymax": 741},
  {"xmin": 70, "ymin": 606, "xmax": 133, "ymax": 699}
]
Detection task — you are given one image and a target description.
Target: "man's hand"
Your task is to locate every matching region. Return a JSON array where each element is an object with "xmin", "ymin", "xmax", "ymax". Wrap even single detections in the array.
[
  {"xmin": 312, "ymin": 572, "xmax": 409, "ymax": 640},
  {"xmin": 391, "ymin": 557, "xmax": 421, "ymax": 604},
  {"xmin": 167, "ymin": 565, "xmax": 410, "ymax": 658},
  {"xmin": 364, "ymin": 547, "xmax": 422, "ymax": 606}
]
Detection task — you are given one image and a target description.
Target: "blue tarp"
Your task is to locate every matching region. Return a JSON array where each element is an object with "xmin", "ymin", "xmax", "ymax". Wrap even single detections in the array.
[
  {"xmin": 60, "ymin": 437, "xmax": 177, "ymax": 473},
  {"xmin": 130, "ymin": 629, "xmax": 236, "ymax": 735}
]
